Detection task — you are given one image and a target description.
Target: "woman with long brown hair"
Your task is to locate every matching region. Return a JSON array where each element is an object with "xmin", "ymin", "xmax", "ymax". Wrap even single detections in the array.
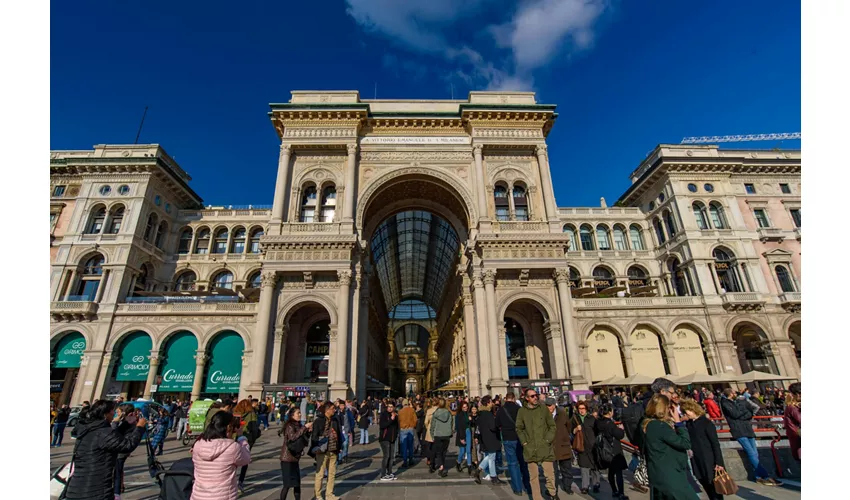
[
  {"xmin": 642, "ymin": 393, "xmax": 692, "ymax": 499},
  {"xmin": 682, "ymin": 398, "xmax": 725, "ymax": 500},
  {"xmin": 232, "ymin": 399, "xmax": 260, "ymax": 493},
  {"xmin": 784, "ymin": 383, "xmax": 801, "ymax": 462},
  {"xmin": 423, "ymin": 397, "xmax": 439, "ymax": 472},
  {"xmin": 279, "ymin": 407, "xmax": 313, "ymax": 499}
]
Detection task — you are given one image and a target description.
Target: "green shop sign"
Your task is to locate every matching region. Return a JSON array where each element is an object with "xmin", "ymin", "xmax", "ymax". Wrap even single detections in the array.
[
  {"xmin": 115, "ymin": 332, "xmax": 152, "ymax": 381},
  {"xmin": 53, "ymin": 332, "xmax": 85, "ymax": 368},
  {"xmin": 157, "ymin": 332, "xmax": 197, "ymax": 392},
  {"xmin": 204, "ymin": 332, "xmax": 244, "ymax": 392}
]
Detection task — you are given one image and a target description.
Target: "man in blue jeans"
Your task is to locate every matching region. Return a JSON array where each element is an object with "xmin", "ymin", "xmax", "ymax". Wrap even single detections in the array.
[
  {"xmin": 51, "ymin": 405, "xmax": 70, "ymax": 447},
  {"xmin": 495, "ymin": 392, "xmax": 531, "ymax": 495},
  {"xmin": 720, "ymin": 388, "xmax": 782, "ymax": 486}
]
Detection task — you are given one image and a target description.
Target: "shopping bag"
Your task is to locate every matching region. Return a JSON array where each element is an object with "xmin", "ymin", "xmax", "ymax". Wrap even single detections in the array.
[
  {"xmin": 50, "ymin": 463, "xmax": 73, "ymax": 498},
  {"xmin": 713, "ymin": 469, "xmax": 739, "ymax": 495}
]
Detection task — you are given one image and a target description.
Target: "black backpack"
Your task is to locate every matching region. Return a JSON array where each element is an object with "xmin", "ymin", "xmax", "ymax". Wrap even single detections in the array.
[{"xmin": 592, "ymin": 432, "xmax": 618, "ymax": 469}]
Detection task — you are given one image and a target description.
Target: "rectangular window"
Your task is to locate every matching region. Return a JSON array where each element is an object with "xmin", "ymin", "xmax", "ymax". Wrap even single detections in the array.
[
  {"xmin": 320, "ymin": 207, "xmax": 335, "ymax": 223},
  {"xmin": 300, "ymin": 208, "xmax": 315, "ymax": 223},
  {"xmin": 196, "ymin": 240, "xmax": 209, "ymax": 254},
  {"xmin": 232, "ymin": 241, "xmax": 245, "ymax": 254},
  {"xmin": 50, "ymin": 213, "xmax": 57, "ymax": 227},
  {"xmin": 613, "ymin": 230, "xmax": 628, "ymax": 250},
  {"xmin": 744, "ymin": 183, "xmax": 756, "ymax": 194},
  {"xmin": 496, "ymin": 207, "xmax": 509, "ymax": 221},
  {"xmin": 514, "ymin": 207, "xmax": 528, "ymax": 221},
  {"xmin": 789, "ymin": 208, "xmax": 801, "ymax": 228},
  {"xmin": 780, "ymin": 183, "xmax": 791, "ymax": 194},
  {"xmin": 53, "ymin": 185, "xmax": 66, "ymax": 197},
  {"xmin": 753, "ymin": 209, "xmax": 770, "ymax": 228}
]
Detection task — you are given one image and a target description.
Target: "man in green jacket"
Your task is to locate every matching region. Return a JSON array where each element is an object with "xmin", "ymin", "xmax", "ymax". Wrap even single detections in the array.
[{"xmin": 516, "ymin": 388, "xmax": 557, "ymax": 500}]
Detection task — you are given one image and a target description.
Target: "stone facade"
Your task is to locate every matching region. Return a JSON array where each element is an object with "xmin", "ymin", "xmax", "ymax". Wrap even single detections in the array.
[{"xmin": 49, "ymin": 91, "xmax": 801, "ymax": 406}]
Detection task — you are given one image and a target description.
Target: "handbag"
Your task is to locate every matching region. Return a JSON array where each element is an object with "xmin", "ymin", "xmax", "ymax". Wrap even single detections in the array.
[
  {"xmin": 633, "ymin": 456, "xmax": 649, "ymax": 487},
  {"xmin": 713, "ymin": 469, "xmax": 739, "ymax": 495},
  {"xmin": 572, "ymin": 428, "xmax": 585, "ymax": 452}
]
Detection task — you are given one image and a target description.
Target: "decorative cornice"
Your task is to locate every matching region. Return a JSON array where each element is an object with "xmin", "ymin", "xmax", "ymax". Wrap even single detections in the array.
[{"xmin": 358, "ymin": 151, "xmax": 472, "ymax": 163}]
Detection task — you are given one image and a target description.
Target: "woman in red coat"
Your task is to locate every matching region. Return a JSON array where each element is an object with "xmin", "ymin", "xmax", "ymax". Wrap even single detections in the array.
[{"xmin": 703, "ymin": 392, "xmax": 722, "ymax": 419}]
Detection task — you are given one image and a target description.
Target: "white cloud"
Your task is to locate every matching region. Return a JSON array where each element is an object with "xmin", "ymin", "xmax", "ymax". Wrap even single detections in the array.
[
  {"xmin": 345, "ymin": 0, "xmax": 609, "ymax": 91},
  {"xmin": 495, "ymin": 0, "xmax": 608, "ymax": 71}
]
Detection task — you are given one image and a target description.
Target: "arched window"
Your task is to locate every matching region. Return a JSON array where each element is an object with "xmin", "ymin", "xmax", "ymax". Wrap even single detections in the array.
[
  {"xmin": 230, "ymin": 227, "xmax": 246, "ymax": 253},
  {"xmin": 87, "ymin": 206, "xmax": 106, "ymax": 234},
  {"xmin": 568, "ymin": 266, "xmax": 581, "ymax": 288},
  {"xmin": 143, "ymin": 213, "xmax": 158, "ymax": 242},
  {"xmin": 563, "ymin": 224, "xmax": 579, "ymax": 252},
  {"xmin": 320, "ymin": 185, "xmax": 336, "ymax": 222},
  {"xmin": 512, "ymin": 184, "xmax": 529, "ymax": 221},
  {"xmin": 693, "ymin": 202, "xmax": 709, "ymax": 230},
  {"xmin": 249, "ymin": 228, "xmax": 263, "ymax": 254},
  {"xmin": 596, "ymin": 224, "xmax": 612, "ymax": 250},
  {"xmin": 494, "ymin": 184, "xmax": 509, "ymax": 221},
  {"xmin": 212, "ymin": 270, "xmax": 234, "ymax": 290},
  {"xmin": 713, "ymin": 248, "xmax": 742, "ymax": 293},
  {"xmin": 663, "ymin": 210, "xmax": 677, "ymax": 237},
  {"xmin": 107, "ymin": 206, "xmax": 124, "ymax": 234},
  {"xmin": 579, "ymin": 224, "xmax": 595, "ymax": 251},
  {"xmin": 629, "ymin": 224, "xmax": 645, "ymax": 250},
  {"xmin": 247, "ymin": 271, "xmax": 262, "ymax": 288},
  {"xmin": 75, "ymin": 255, "xmax": 104, "ymax": 301},
  {"xmin": 212, "ymin": 228, "xmax": 228, "ymax": 254},
  {"xmin": 627, "ymin": 266, "xmax": 649, "ymax": 287},
  {"xmin": 154, "ymin": 221, "xmax": 168, "ymax": 249},
  {"xmin": 709, "ymin": 202, "xmax": 727, "ymax": 229},
  {"xmin": 194, "ymin": 228, "xmax": 210, "ymax": 254},
  {"xmin": 592, "ymin": 266, "xmax": 615, "ymax": 293},
  {"xmin": 134, "ymin": 263, "xmax": 151, "ymax": 294},
  {"xmin": 299, "ymin": 185, "xmax": 318, "ymax": 222},
  {"xmin": 775, "ymin": 265, "xmax": 796, "ymax": 293},
  {"xmin": 175, "ymin": 271, "xmax": 197, "ymax": 291},
  {"xmin": 668, "ymin": 258, "xmax": 689, "ymax": 296},
  {"xmin": 613, "ymin": 225, "xmax": 629, "ymax": 250},
  {"xmin": 653, "ymin": 218, "xmax": 666, "ymax": 244},
  {"xmin": 177, "ymin": 228, "xmax": 193, "ymax": 254}
]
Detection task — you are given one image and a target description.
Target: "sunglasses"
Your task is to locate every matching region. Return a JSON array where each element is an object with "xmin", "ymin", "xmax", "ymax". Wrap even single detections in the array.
[{"xmin": 527, "ymin": 394, "xmax": 538, "ymax": 398}]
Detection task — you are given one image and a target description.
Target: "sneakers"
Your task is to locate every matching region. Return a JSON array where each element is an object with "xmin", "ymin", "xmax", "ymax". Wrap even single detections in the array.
[
  {"xmin": 757, "ymin": 478, "xmax": 782, "ymax": 486},
  {"xmin": 380, "ymin": 474, "xmax": 394, "ymax": 481},
  {"xmin": 237, "ymin": 482, "xmax": 245, "ymax": 494},
  {"xmin": 483, "ymin": 474, "xmax": 492, "ymax": 481}
]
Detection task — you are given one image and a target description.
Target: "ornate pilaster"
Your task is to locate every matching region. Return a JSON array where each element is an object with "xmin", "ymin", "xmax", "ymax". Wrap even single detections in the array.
[
  {"xmin": 270, "ymin": 326, "xmax": 288, "ymax": 384},
  {"xmin": 482, "ymin": 269, "xmax": 506, "ymax": 393},
  {"xmin": 331, "ymin": 269, "xmax": 353, "ymax": 398},
  {"xmin": 553, "ymin": 268, "xmax": 583, "ymax": 384},
  {"xmin": 143, "ymin": 353, "xmax": 161, "ymax": 399},
  {"xmin": 248, "ymin": 271, "xmax": 278, "ymax": 392},
  {"xmin": 471, "ymin": 273, "xmax": 492, "ymax": 390},
  {"xmin": 271, "ymin": 144, "xmax": 293, "ymax": 225},
  {"xmin": 534, "ymin": 144, "xmax": 559, "ymax": 227},
  {"xmin": 342, "ymin": 143, "xmax": 358, "ymax": 228},
  {"xmin": 473, "ymin": 144, "xmax": 491, "ymax": 230}
]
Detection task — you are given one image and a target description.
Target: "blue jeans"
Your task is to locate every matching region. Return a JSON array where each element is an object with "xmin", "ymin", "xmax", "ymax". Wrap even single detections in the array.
[
  {"xmin": 496, "ymin": 449, "xmax": 504, "ymax": 468},
  {"xmin": 480, "ymin": 451, "xmax": 497, "ymax": 478},
  {"xmin": 339, "ymin": 432, "xmax": 350, "ymax": 461},
  {"xmin": 360, "ymin": 428, "xmax": 369, "ymax": 444},
  {"xmin": 51, "ymin": 422, "xmax": 66, "ymax": 446},
  {"xmin": 400, "ymin": 429, "xmax": 415, "ymax": 462},
  {"xmin": 456, "ymin": 429, "xmax": 472, "ymax": 466},
  {"xmin": 503, "ymin": 440, "xmax": 532, "ymax": 494},
  {"xmin": 738, "ymin": 437, "xmax": 770, "ymax": 479},
  {"xmin": 258, "ymin": 414, "xmax": 269, "ymax": 429}
]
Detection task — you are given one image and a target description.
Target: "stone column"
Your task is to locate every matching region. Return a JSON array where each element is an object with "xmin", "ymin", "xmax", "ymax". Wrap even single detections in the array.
[
  {"xmin": 462, "ymin": 283, "xmax": 482, "ymax": 397},
  {"xmin": 714, "ymin": 341, "xmax": 739, "ymax": 374},
  {"xmin": 249, "ymin": 271, "xmax": 278, "ymax": 392},
  {"xmin": 331, "ymin": 270, "xmax": 352, "ymax": 397},
  {"xmin": 269, "ymin": 326, "xmax": 287, "ymax": 384},
  {"xmin": 472, "ymin": 274, "xmax": 492, "ymax": 391},
  {"xmin": 483, "ymin": 270, "xmax": 507, "ymax": 393},
  {"xmin": 143, "ymin": 353, "xmax": 160, "ymax": 399},
  {"xmin": 554, "ymin": 269, "xmax": 583, "ymax": 381},
  {"xmin": 349, "ymin": 272, "xmax": 362, "ymax": 393},
  {"xmin": 92, "ymin": 352, "xmax": 113, "ymax": 401},
  {"xmin": 472, "ymin": 145, "xmax": 490, "ymax": 225},
  {"xmin": 664, "ymin": 343, "xmax": 680, "ymax": 375},
  {"xmin": 534, "ymin": 145, "xmax": 559, "ymax": 224},
  {"xmin": 271, "ymin": 145, "xmax": 293, "ymax": 223},
  {"xmin": 355, "ymin": 291, "xmax": 369, "ymax": 400},
  {"xmin": 530, "ymin": 312, "xmax": 547, "ymax": 377},
  {"xmin": 524, "ymin": 331, "xmax": 538, "ymax": 379},
  {"xmin": 64, "ymin": 269, "xmax": 78, "ymax": 300},
  {"xmin": 191, "ymin": 351, "xmax": 207, "ymax": 400},
  {"xmin": 622, "ymin": 343, "xmax": 635, "ymax": 376},
  {"xmin": 342, "ymin": 144, "xmax": 358, "ymax": 226}
]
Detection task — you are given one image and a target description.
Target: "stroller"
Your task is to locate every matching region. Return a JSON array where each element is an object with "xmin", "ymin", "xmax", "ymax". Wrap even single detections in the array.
[{"xmin": 155, "ymin": 457, "xmax": 194, "ymax": 500}]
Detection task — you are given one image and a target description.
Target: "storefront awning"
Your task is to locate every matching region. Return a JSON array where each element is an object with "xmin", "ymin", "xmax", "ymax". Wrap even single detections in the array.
[
  {"xmin": 204, "ymin": 332, "xmax": 244, "ymax": 392},
  {"xmin": 53, "ymin": 332, "xmax": 85, "ymax": 368},
  {"xmin": 157, "ymin": 331, "xmax": 197, "ymax": 392},
  {"xmin": 115, "ymin": 332, "xmax": 152, "ymax": 381}
]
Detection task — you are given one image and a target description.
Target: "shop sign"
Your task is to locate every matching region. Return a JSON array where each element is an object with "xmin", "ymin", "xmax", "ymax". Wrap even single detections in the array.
[
  {"xmin": 204, "ymin": 332, "xmax": 244, "ymax": 392},
  {"xmin": 307, "ymin": 343, "xmax": 330, "ymax": 356},
  {"xmin": 628, "ymin": 279, "xmax": 647, "ymax": 286},
  {"xmin": 116, "ymin": 332, "xmax": 152, "ymax": 381},
  {"xmin": 715, "ymin": 262, "xmax": 729, "ymax": 270},
  {"xmin": 157, "ymin": 332, "xmax": 198, "ymax": 392},
  {"xmin": 593, "ymin": 279, "xmax": 612, "ymax": 287},
  {"xmin": 50, "ymin": 381, "xmax": 63, "ymax": 392},
  {"xmin": 53, "ymin": 333, "xmax": 86, "ymax": 368}
]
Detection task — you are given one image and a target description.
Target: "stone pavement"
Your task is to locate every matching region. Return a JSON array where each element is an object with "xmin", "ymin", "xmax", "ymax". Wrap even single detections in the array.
[{"xmin": 50, "ymin": 421, "xmax": 801, "ymax": 499}]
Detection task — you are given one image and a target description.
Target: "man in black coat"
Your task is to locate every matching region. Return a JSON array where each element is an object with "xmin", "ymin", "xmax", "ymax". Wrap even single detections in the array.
[
  {"xmin": 62, "ymin": 401, "xmax": 146, "ymax": 500},
  {"xmin": 378, "ymin": 400, "xmax": 399, "ymax": 480},
  {"xmin": 472, "ymin": 396, "xmax": 505, "ymax": 485},
  {"xmin": 495, "ymin": 392, "xmax": 531, "ymax": 495},
  {"xmin": 720, "ymin": 389, "xmax": 781, "ymax": 486}
]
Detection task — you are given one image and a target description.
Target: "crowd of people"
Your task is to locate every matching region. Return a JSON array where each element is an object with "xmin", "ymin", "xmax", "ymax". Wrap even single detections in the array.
[{"xmin": 52, "ymin": 380, "xmax": 801, "ymax": 500}]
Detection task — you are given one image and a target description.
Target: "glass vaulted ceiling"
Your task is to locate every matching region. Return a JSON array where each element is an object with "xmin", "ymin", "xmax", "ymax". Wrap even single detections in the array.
[{"xmin": 370, "ymin": 210, "xmax": 460, "ymax": 315}]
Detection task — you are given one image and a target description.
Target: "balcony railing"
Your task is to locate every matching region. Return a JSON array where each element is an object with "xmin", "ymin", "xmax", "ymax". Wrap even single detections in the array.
[
  {"xmin": 287, "ymin": 222, "xmax": 341, "ymax": 233},
  {"xmin": 493, "ymin": 221, "xmax": 546, "ymax": 232},
  {"xmin": 573, "ymin": 296, "xmax": 699, "ymax": 308},
  {"xmin": 721, "ymin": 292, "xmax": 765, "ymax": 311},
  {"xmin": 778, "ymin": 292, "xmax": 801, "ymax": 312},
  {"xmin": 125, "ymin": 295, "xmax": 239, "ymax": 304},
  {"xmin": 757, "ymin": 227, "xmax": 785, "ymax": 242},
  {"xmin": 51, "ymin": 300, "xmax": 99, "ymax": 320},
  {"xmin": 115, "ymin": 302, "xmax": 258, "ymax": 314}
]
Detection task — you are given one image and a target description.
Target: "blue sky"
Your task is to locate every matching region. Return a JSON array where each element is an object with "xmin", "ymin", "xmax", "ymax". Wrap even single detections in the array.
[{"xmin": 51, "ymin": 0, "xmax": 801, "ymax": 208}]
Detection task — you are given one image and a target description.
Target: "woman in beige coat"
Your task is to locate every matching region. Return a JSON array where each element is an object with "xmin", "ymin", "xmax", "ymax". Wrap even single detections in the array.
[{"xmin": 423, "ymin": 398, "xmax": 439, "ymax": 472}]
